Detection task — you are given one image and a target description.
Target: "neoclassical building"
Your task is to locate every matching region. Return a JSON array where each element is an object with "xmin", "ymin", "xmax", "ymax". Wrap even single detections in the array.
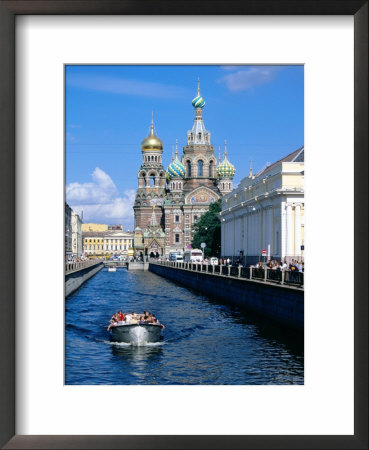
[
  {"xmin": 220, "ymin": 147, "xmax": 304, "ymax": 265},
  {"xmin": 133, "ymin": 82, "xmax": 235, "ymax": 258},
  {"xmin": 82, "ymin": 230, "xmax": 134, "ymax": 258}
]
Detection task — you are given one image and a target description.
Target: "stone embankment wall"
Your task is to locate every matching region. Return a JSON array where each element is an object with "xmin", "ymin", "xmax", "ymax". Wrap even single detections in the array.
[
  {"xmin": 149, "ymin": 264, "xmax": 303, "ymax": 330},
  {"xmin": 128, "ymin": 262, "xmax": 149, "ymax": 271},
  {"xmin": 65, "ymin": 262, "xmax": 104, "ymax": 297}
]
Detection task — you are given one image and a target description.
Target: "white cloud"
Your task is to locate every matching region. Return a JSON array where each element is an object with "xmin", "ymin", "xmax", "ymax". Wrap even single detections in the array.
[
  {"xmin": 66, "ymin": 168, "xmax": 135, "ymax": 226},
  {"xmin": 219, "ymin": 67, "xmax": 278, "ymax": 92}
]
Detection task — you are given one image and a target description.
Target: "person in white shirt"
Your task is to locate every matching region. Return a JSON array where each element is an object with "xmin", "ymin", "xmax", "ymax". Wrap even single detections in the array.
[{"xmin": 124, "ymin": 313, "xmax": 132, "ymax": 323}]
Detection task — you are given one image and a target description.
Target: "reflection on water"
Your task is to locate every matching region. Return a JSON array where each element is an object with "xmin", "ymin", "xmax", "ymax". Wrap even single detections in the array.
[
  {"xmin": 110, "ymin": 342, "xmax": 164, "ymax": 359},
  {"xmin": 65, "ymin": 268, "xmax": 303, "ymax": 385}
]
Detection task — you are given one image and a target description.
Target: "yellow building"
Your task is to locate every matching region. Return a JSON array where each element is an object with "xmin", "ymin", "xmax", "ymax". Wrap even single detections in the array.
[
  {"xmin": 82, "ymin": 223, "xmax": 109, "ymax": 232},
  {"xmin": 83, "ymin": 230, "xmax": 134, "ymax": 258},
  {"xmin": 220, "ymin": 147, "xmax": 304, "ymax": 265}
]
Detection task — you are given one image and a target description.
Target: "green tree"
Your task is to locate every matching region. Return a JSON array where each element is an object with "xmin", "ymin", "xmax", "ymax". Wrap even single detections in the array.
[{"xmin": 192, "ymin": 200, "xmax": 221, "ymax": 257}]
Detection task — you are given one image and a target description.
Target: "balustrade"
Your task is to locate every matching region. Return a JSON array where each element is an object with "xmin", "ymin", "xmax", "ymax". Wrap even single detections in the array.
[
  {"xmin": 150, "ymin": 260, "xmax": 303, "ymax": 288},
  {"xmin": 65, "ymin": 260, "xmax": 102, "ymax": 274}
]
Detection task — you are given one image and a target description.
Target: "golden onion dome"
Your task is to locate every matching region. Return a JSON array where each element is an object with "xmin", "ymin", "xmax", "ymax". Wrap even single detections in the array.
[{"xmin": 141, "ymin": 119, "xmax": 163, "ymax": 152}]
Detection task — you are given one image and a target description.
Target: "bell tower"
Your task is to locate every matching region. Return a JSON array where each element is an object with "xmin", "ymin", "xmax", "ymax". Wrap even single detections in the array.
[
  {"xmin": 182, "ymin": 79, "xmax": 217, "ymax": 190},
  {"xmin": 134, "ymin": 114, "xmax": 166, "ymax": 231},
  {"xmin": 217, "ymin": 141, "xmax": 236, "ymax": 195}
]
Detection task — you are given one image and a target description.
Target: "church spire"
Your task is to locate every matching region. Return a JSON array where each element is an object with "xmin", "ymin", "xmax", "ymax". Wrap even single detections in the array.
[
  {"xmin": 150, "ymin": 110, "xmax": 154, "ymax": 134},
  {"xmin": 188, "ymin": 80, "xmax": 210, "ymax": 145}
]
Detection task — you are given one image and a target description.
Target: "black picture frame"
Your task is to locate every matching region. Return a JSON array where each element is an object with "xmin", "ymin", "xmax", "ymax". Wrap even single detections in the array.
[{"xmin": 0, "ymin": 1, "xmax": 367, "ymax": 449}]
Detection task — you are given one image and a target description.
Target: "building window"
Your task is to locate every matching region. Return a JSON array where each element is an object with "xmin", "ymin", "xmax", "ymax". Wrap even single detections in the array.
[
  {"xmin": 194, "ymin": 215, "xmax": 198, "ymax": 223},
  {"xmin": 198, "ymin": 160, "xmax": 203, "ymax": 176},
  {"xmin": 150, "ymin": 175, "xmax": 155, "ymax": 186},
  {"xmin": 175, "ymin": 215, "xmax": 179, "ymax": 223},
  {"xmin": 209, "ymin": 160, "xmax": 214, "ymax": 177},
  {"xmin": 186, "ymin": 161, "xmax": 191, "ymax": 177},
  {"xmin": 175, "ymin": 234, "xmax": 180, "ymax": 243}
]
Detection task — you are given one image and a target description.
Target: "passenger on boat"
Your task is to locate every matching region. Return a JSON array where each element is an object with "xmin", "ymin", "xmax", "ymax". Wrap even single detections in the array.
[
  {"xmin": 118, "ymin": 310, "xmax": 124, "ymax": 322},
  {"xmin": 124, "ymin": 313, "xmax": 132, "ymax": 323},
  {"xmin": 107, "ymin": 313, "xmax": 119, "ymax": 331},
  {"xmin": 152, "ymin": 316, "xmax": 165, "ymax": 329},
  {"xmin": 130, "ymin": 311, "xmax": 139, "ymax": 324}
]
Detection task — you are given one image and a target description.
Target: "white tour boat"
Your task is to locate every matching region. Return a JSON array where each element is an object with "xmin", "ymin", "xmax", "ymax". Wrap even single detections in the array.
[{"xmin": 109, "ymin": 314, "xmax": 164, "ymax": 345}]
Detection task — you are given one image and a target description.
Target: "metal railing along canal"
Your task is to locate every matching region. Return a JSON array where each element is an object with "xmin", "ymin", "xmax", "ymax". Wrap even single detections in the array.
[{"xmin": 151, "ymin": 260, "xmax": 304, "ymax": 288}]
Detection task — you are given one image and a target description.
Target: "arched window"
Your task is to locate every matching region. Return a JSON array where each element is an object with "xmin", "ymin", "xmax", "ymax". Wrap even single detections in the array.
[
  {"xmin": 198, "ymin": 160, "xmax": 203, "ymax": 177},
  {"xmin": 150, "ymin": 175, "xmax": 155, "ymax": 187},
  {"xmin": 209, "ymin": 161, "xmax": 214, "ymax": 177},
  {"xmin": 186, "ymin": 161, "xmax": 191, "ymax": 177}
]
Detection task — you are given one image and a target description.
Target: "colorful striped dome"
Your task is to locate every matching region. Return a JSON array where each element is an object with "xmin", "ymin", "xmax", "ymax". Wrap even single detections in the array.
[
  {"xmin": 217, "ymin": 157, "xmax": 235, "ymax": 179},
  {"xmin": 167, "ymin": 157, "xmax": 185, "ymax": 179},
  {"xmin": 192, "ymin": 95, "xmax": 206, "ymax": 109}
]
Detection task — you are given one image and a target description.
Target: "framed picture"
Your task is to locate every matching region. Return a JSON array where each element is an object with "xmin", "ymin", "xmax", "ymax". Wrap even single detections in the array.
[{"xmin": 0, "ymin": 1, "xmax": 367, "ymax": 448}]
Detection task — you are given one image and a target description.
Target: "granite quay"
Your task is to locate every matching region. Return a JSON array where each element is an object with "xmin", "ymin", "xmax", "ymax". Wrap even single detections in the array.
[
  {"xmin": 149, "ymin": 261, "xmax": 304, "ymax": 330},
  {"xmin": 65, "ymin": 260, "xmax": 104, "ymax": 297}
]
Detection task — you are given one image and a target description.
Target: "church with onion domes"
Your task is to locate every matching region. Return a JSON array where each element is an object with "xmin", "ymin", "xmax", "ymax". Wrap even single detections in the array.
[{"xmin": 133, "ymin": 81, "xmax": 236, "ymax": 258}]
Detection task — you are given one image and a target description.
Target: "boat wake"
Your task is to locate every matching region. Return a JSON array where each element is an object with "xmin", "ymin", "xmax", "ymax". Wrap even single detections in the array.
[{"xmin": 101, "ymin": 339, "xmax": 164, "ymax": 348}]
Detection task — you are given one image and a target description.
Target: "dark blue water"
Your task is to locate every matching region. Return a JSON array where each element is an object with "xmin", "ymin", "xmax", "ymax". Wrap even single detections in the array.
[{"xmin": 65, "ymin": 268, "xmax": 304, "ymax": 385}]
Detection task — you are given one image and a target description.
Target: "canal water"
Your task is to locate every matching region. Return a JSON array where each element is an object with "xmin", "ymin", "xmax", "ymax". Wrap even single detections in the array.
[{"xmin": 65, "ymin": 268, "xmax": 304, "ymax": 385}]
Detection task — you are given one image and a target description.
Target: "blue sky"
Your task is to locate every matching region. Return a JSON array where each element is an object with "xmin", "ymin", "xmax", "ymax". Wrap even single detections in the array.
[{"xmin": 66, "ymin": 65, "xmax": 304, "ymax": 230}]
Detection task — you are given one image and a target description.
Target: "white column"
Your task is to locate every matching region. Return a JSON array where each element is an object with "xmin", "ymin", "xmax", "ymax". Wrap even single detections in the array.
[
  {"xmin": 230, "ymin": 213, "xmax": 237, "ymax": 256},
  {"xmin": 221, "ymin": 219, "xmax": 223, "ymax": 255},
  {"xmin": 243, "ymin": 213, "xmax": 247, "ymax": 256},
  {"xmin": 257, "ymin": 209, "xmax": 261, "ymax": 256},
  {"xmin": 266, "ymin": 207, "xmax": 272, "ymax": 258},
  {"xmin": 286, "ymin": 204, "xmax": 293, "ymax": 258},
  {"xmin": 253, "ymin": 212, "xmax": 257, "ymax": 255},
  {"xmin": 250, "ymin": 212, "xmax": 254, "ymax": 255},
  {"xmin": 294, "ymin": 204, "xmax": 301, "ymax": 258}
]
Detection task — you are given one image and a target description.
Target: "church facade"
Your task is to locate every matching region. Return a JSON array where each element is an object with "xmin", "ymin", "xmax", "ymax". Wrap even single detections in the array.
[{"xmin": 133, "ymin": 82, "xmax": 236, "ymax": 258}]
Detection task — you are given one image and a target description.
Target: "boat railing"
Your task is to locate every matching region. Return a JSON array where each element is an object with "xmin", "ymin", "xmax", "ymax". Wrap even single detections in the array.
[{"xmin": 151, "ymin": 260, "xmax": 303, "ymax": 288}]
